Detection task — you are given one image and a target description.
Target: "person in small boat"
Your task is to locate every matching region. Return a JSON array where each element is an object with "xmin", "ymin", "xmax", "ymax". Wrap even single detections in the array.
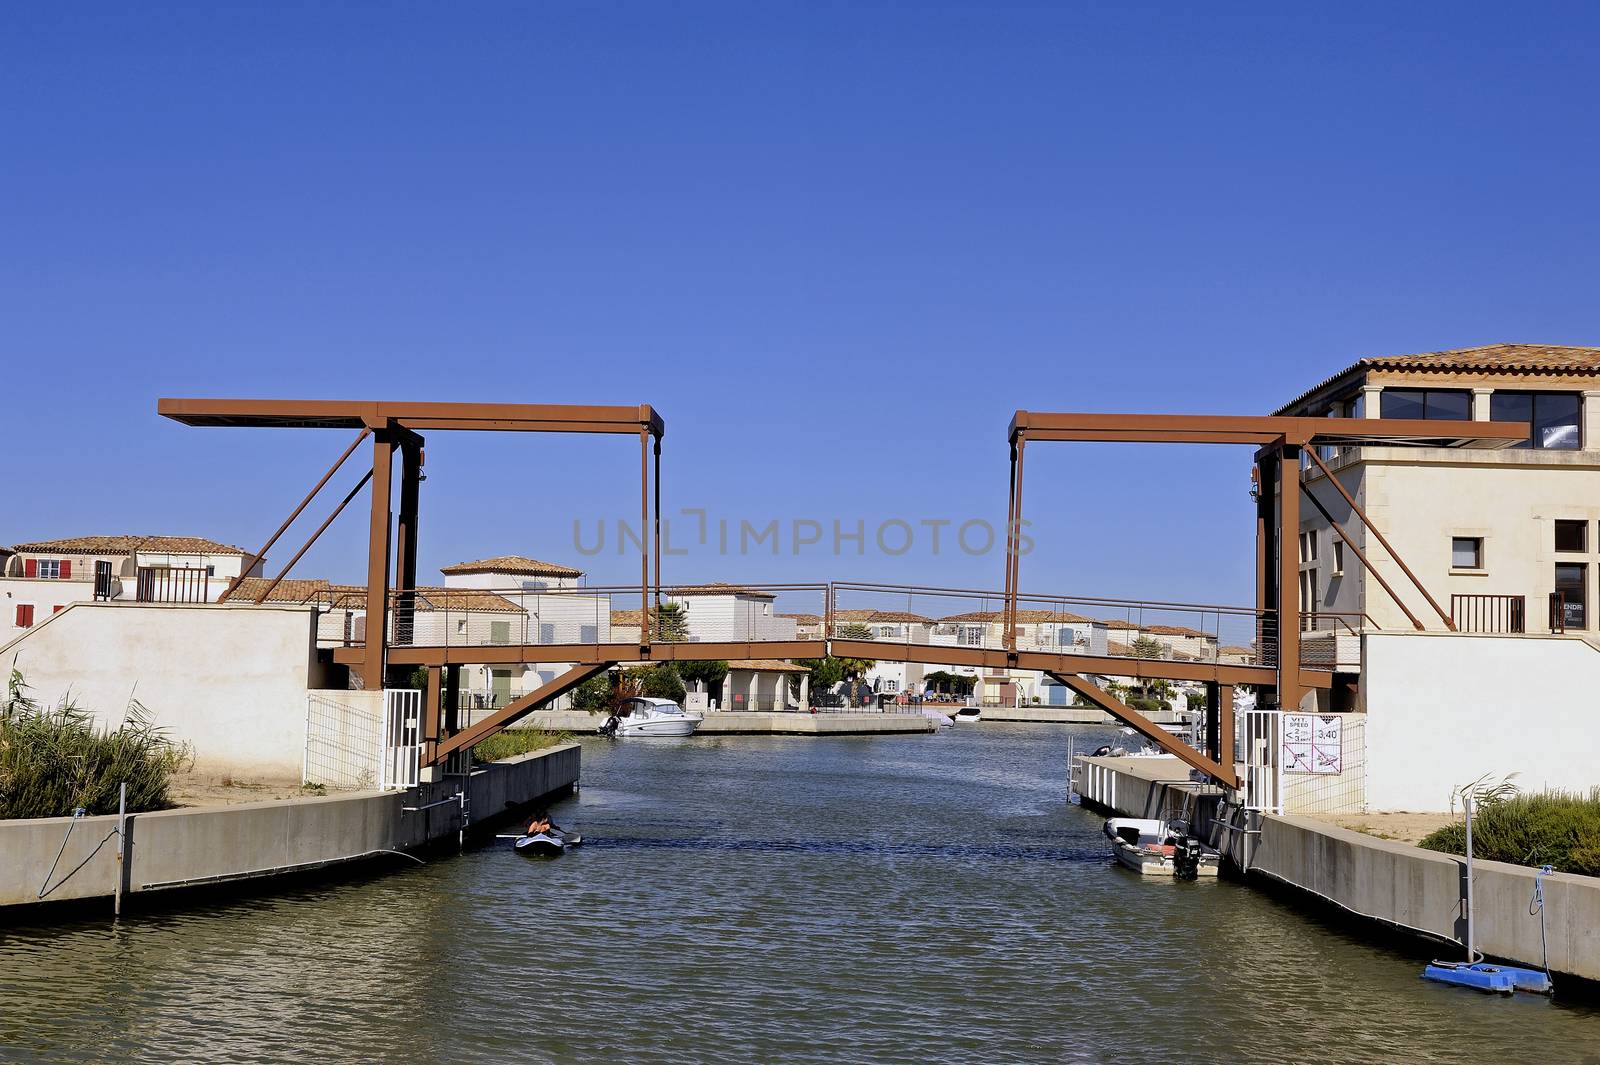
[{"xmin": 525, "ymin": 810, "xmax": 555, "ymax": 837}]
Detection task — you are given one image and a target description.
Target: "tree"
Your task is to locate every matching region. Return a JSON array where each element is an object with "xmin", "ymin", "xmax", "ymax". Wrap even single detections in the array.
[
  {"xmin": 834, "ymin": 622, "xmax": 876, "ymax": 681},
  {"xmin": 679, "ymin": 659, "xmax": 729, "ymax": 693},
  {"xmin": 798, "ymin": 656, "xmax": 845, "ymax": 694},
  {"xmin": 570, "ymin": 673, "xmax": 613, "ymax": 713},
  {"xmin": 923, "ymin": 670, "xmax": 976, "ymax": 696},
  {"xmin": 626, "ymin": 663, "xmax": 686, "ymax": 704},
  {"xmin": 654, "ymin": 601, "xmax": 689, "ymax": 642},
  {"xmin": 1130, "ymin": 635, "xmax": 1164, "ymax": 660}
]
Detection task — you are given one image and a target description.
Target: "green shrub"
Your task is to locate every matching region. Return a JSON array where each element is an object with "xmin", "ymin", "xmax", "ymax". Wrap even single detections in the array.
[
  {"xmin": 1126, "ymin": 695, "xmax": 1165, "ymax": 714},
  {"xmin": 470, "ymin": 727, "xmax": 570, "ymax": 764},
  {"xmin": 1418, "ymin": 789, "xmax": 1600, "ymax": 876},
  {"xmin": 1, "ymin": 669, "xmax": 191, "ymax": 819}
]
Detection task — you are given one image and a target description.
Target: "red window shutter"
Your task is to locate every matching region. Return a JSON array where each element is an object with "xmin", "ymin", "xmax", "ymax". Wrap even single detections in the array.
[
  {"xmin": 52, "ymin": 604, "xmax": 65, "ymax": 614},
  {"xmin": 60, "ymin": 560, "xmax": 72, "ymax": 580},
  {"xmin": 24, "ymin": 559, "xmax": 37, "ymax": 578},
  {"xmin": 15, "ymin": 605, "xmax": 34, "ymax": 628}
]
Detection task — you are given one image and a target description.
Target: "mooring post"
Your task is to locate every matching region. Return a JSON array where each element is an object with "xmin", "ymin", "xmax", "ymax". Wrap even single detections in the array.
[
  {"xmin": 114, "ymin": 781, "xmax": 127, "ymax": 918},
  {"xmin": 1464, "ymin": 793, "xmax": 1476, "ymax": 962}
]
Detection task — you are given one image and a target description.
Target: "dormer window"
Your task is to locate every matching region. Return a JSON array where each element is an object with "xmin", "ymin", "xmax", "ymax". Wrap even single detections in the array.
[{"xmin": 25, "ymin": 559, "xmax": 68, "ymax": 579}]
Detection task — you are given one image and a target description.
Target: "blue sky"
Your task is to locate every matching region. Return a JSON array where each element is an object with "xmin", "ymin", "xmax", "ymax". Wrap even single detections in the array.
[{"xmin": 4, "ymin": 3, "xmax": 1598, "ymax": 608}]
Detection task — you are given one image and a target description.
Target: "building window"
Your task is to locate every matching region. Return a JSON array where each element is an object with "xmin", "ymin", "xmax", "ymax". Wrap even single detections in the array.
[
  {"xmin": 205, "ymin": 565, "xmax": 215, "ymax": 577},
  {"xmin": 1381, "ymin": 389, "xmax": 1471, "ymax": 421},
  {"xmin": 30, "ymin": 559, "xmax": 65, "ymax": 579},
  {"xmin": 1491, "ymin": 392, "xmax": 1581, "ymax": 450},
  {"xmin": 1451, "ymin": 537, "xmax": 1483, "ymax": 569},
  {"xmin": 14, "ymin": 604, "xmax": 35, "ymax": 628},
  {"xmin": 1332, "ymin": 541, "xmax": 1345, "ymax": 575},
  {"xmin": 1556, "ymin": 563, "xmax": 1587, "ymax": 630},
  {"xmin": 959, "ymin": 625, "xmax": 984, "ymax": 647},
  {"xmin": 490, "ymin": 620, "xmax": 511, "ymax": 645},
  {"xmin": 1555, "ymin": 520, "xmax": 1587, "ymax": 553}
]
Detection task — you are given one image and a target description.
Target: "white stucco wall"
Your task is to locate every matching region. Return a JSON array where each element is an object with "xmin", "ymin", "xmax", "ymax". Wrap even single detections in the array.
[
  {"xmin": 1, "ymin": 602, "xmax": 322, "ymax": 777},
  {"xmin": 1363, "ymin": 631, "xmax": 1600, "ymax": 810}
]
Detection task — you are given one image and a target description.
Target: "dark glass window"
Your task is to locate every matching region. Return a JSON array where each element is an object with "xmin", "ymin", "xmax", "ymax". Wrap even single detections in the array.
[
  {"xmin": 1556, "ymin": 520, "xmax": 1587, "ymax": 553},
  {"xmin": 1381, "ymin": 389, "xmax": 1471, "ymax": 420},
  {"xmin": 1491, "ymin": 392, "xmax": 1581, "ymax": 450},
  {"xmin": 1451, "ymin": 537, "xmax": 1483, "ymax": 568},
  {"xmin": 1556, "ymin": 563, "xmax": 1587, "ymax": 630}
]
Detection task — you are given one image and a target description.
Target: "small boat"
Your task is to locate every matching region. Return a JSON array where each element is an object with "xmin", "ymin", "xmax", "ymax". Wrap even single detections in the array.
[
  {"xmin": 514, "ymin": 827, "xmax": 583, "ymax": 858},
  {"xmin": 602, "ymin": 696, "xmax": 704, "ymax": 738},
  {"xmin": 921, "ymin": 708, "xmax": 955, "ymax": 727},
  {"xmin": 952, "ymin": 706, "xmax": 981, "ymax": 723},
  {"xmin": 1103, "ymin": 817, "xmax": 1220, "ymax": 878}
]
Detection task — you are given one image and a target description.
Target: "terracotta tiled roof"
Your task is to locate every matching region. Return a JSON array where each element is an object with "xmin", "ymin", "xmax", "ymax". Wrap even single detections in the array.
[
  {"xmin": 230, "ymin": 577, "xmax": 338, "ymax": 604},
  {"xmin": 1220, "ymin": 645, "xmax": 1256, "ymax": 656},
  {"xmin": 863, "ymin": 610, "xmax": 933, "ymax": 624},
  {"xmin": 667, "ymin": 582, "xmax": 775, "ymax": 599},
  {"xmin": 778, "ymin": 612, "xmax": 822, "ymax": 624},
  {"xmin": 1141, "ymin": 623, "xmax": 1208, "ymax": 638},
  {"xmin": 1275, "ymin": 344, "xmax": 1600, "ymax": 415},
  {"xmin": 832, "ymin": 604, "xmax": 934, "ymax": 623},
  {"xmin": 727, "ymin": 659, "xmax": 810, "ymax": 673},
  {"xmin": 830, "ymin": 609, "xmax": 876, "ymax": 622},
  {"xmin": 10, "ymin": 535, "xmax": 249, "ymax": 556},
  {"xmin": 439, "ymin": 555, "xmax": 583, "ymax": 578},
  {"xmin": 938, "ymin": 608, "xmax": 1091, "ymax": 623},
  {"xmin": 610, "ymin": 609, "xmax": 649, "ymax": 627},
  {"xmin": 410, "ymin": 587, "xmax": 524, "ymax": 613},
  {"xmin": 229, "ymin": 579, "xmax": 521, "ymax": 613}
]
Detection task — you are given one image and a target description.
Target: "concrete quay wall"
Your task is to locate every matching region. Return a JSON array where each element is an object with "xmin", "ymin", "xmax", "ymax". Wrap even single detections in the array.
[
  {"xmin": 1075, "ymin": 754, "xmax": 1600, "ymax": 982},
  {"xmin": 1, "ymin": 743, "xmax": 580, "ymax": 911}
]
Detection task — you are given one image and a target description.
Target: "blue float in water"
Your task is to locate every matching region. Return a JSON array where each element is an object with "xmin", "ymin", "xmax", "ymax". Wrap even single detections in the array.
[{"xmin": 1422, "ymin": 962, "xmax": 1515, "ymax": 995}]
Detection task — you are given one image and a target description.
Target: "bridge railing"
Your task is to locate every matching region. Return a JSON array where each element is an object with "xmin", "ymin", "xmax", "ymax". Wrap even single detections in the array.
[
  {"xmin": 311, "ymin": 582, "xmax": 834, "ymax": 651},
  {"xmin": 826, "ymin": 581, "xmax": 1277, "ymax": 670},
  {"xmin": 308, "ymin": 579, "xmax": 1335, "ymax": 672}
]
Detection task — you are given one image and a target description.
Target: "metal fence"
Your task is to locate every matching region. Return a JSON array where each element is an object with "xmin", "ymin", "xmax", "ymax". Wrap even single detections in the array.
[
  {"xmin": 303, "ymin": 691, "xmax": 382, "ymax": 789},
  {"xmin": 1280, "ymin": 713, "xmax": 1367, "ymax": 815}
]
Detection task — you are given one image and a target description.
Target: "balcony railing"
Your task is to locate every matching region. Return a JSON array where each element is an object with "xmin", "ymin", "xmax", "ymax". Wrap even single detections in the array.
[{"xmin": 1451, "ymin": 594, "xmax": 1526, "ymax": 634}]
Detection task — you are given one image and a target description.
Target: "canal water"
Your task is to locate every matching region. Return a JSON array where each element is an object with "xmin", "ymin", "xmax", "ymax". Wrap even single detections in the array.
[{"xmin": 3, "ymin": 724, "xmax": 1597, "ymax": 1064}]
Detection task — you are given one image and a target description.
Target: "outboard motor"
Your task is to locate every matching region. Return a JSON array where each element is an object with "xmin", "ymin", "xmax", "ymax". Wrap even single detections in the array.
[
  {"xmin": 597, "ymin": 714, "xmax": 619, "ymax": 737},
  {"xmin": 1172, "ymin": 834, "xmax": 1202, "ymax": 881}
]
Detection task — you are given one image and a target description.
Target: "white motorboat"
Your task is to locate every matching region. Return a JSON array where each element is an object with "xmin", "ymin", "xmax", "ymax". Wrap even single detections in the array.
[
  {"xmin": 1103, "ymin": 817, "xmax": 1221, "ymax": 878},
  {"xmin": 603, "ymin": 696, "xmax": 704, "ymax": 738},
  {"xmin": 921, "ymin": 708, "xmax": 955, "ymax": 727},
  {"xmin": 952, "ymin": 706, "xmax": 981, "ymax": 723}
]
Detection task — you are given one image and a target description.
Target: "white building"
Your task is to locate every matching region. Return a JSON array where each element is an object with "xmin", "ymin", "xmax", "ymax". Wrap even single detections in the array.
[
  {"xmin": 2, "ymin": 535, "xmax": 257, "ymax": 641},
  {"xmin": 1275, "ymin": 343, "xmax": 1600, "ymax": 642}
]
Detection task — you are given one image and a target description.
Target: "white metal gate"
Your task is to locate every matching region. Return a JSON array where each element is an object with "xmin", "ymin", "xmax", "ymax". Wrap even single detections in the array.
[
  {"xmin": 380, "ymin": 688, "xmax": 423, "ymax": 790},
  {"xmin": 1239, "ymin": 708, "xmax": 1283, "ymax": 815}
]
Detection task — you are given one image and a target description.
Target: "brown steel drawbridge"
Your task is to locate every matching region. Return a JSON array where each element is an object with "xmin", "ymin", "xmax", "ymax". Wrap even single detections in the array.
[{"xmin": 160, "ymin": 398, "xmax": 1525, "ymax": 788}]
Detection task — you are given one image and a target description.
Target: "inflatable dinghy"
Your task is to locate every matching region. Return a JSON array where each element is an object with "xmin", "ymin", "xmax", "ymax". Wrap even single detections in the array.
[{"xmin": 514, "ymin": 829, "xmax": 583, "ymax": 858}]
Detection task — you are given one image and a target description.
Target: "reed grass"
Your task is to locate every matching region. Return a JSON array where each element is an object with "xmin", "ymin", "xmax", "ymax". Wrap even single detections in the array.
[
  {"xmin": 470, "ymin": 727, "xmax": 570, "ymax": 764},
  {"xmin": 1, "ymin": 667, "xmax": 192, "ymax": 819},
  {"xmin": 1418, "ymin": 789, "xmax": 1600, "ymax": 876}
]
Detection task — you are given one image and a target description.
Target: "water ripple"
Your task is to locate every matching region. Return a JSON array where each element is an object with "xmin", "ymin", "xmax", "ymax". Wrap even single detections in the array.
[{"xmin": 2, "ymin": 723, "xmax": 1595, "ymax": 1065}]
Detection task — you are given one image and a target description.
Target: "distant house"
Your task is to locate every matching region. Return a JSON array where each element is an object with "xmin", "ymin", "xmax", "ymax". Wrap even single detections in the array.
[
  {"xmin": 778, "ymin": 612, "xmax": 824, "ymax": 639},
  {"xmin": 659, "ymin": 583, "xmax": 798, "ymax": 643},
  {"xmin": 2, "ymin": 534, "xmax": 258, "ymax": 640}
]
